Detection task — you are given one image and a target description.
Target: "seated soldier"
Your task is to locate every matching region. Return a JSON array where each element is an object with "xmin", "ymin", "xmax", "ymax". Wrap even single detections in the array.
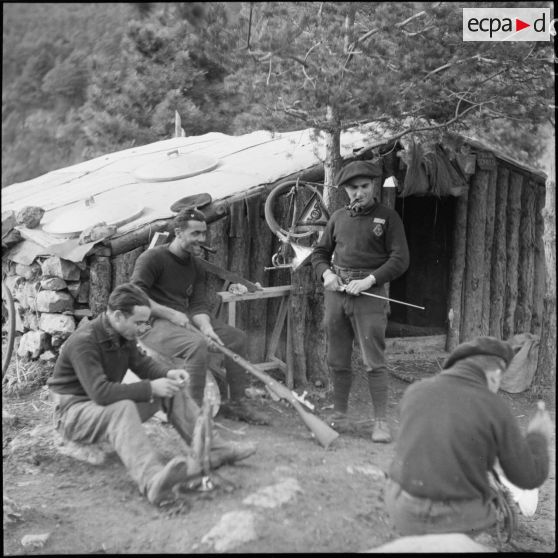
[
  {"xmin": 47, "ymin": 283, "xmax": 257, "ymax": 506},
  {"xmin": 131, "ymin": 208, "xmax": 269, "ymax": 425},
  {"xmin": 386, "ymin": 336, "xmax": 552, "ymax": 536}
]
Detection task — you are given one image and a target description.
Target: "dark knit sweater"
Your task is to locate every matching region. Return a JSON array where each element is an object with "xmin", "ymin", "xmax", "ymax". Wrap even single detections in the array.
[
  {"xmin": 311, "ymin": 202, "xmax": 409, "ymax": 286},
  {"xmin": 131, "ymin": 244, "xmax": 210, "ymax": 316},
  {"xmin": 47, "ymin": 314, "xmax": 167, "ymax": 405},
  {"xmin": 389, "ymin": 361, "xmax": 549, "ymax": 501}
]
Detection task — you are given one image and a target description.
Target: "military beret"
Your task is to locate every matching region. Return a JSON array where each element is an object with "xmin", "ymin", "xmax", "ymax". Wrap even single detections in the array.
[
  {"xmin": 443, "ymin": 336, "xmax": 515, "ymax": 370},
  {"xmin": 335, "ymin": 160, "xmax": 383, "ymax": 187}
]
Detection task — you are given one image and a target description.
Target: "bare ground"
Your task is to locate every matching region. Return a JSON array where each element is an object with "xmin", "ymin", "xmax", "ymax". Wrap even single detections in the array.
[{"xmin": 2, "ymin": 354, "xmax": 556, "ymax": 555}]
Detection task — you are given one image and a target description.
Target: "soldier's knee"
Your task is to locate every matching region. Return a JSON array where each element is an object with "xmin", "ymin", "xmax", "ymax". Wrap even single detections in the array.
[{"xmin": 108, "ymin": 399, "xmax": 138, "ymax": 420}]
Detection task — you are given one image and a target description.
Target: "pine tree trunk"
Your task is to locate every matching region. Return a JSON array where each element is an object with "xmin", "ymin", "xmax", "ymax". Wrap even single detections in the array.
[
  {"xmin": 304, "ymin": 106, "xmax": 345, "ymax": 386},
  {"xmin": 481, "ymin": 169, "xmax": 497, "ymax": 335},
  {"xmin": 533, "ymin": 166, "xmax": 556, "ymax": 400},
  {"xmin": 489, "ymin": 166, "xmax": 509, "ymax": 338},
  {"xmin": 446, "ymin": 191, "xmax": 469, "ymax": 351},
  {"xmin": 503, "ymin": 172, "xmax": 523, "ymax": 339},
  {"xmin": 460, "ymin": 170, "xmax": 489, "ymax": 342}
]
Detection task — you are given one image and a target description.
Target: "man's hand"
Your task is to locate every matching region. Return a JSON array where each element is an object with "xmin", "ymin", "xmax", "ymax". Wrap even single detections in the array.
[
  {"xmin": 323, "ymin": 270, "xmax": 343, "ymax": 292},
  {"xmin": 200, "ymin": 325, "xmax": 224, "ymax": 347},
  {"xmin": 167, "ymin": 309, "xmax": 190, "ymax": 328},
  {"xmin": 150, "ymin": 378, "xmax": 182, "ymax": 398},
  {"xmin": 345, "ymin": 275, "xmax": 375, "ymax": 296},
  {"xmin": 527, "ymin": 401, "xmax": 553, "ymax": 444},
  {"xmin": 167, "ymin": 369, "xmax": 190, "ymax": 388}
]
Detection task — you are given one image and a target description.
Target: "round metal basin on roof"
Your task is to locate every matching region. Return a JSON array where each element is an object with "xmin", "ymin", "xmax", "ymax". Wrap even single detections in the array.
[
  {"xmin": 42, "ymin": 198, "xmax": 143, "ymax": 238},
  {"xmin": 133, "ymin": 150, "xmax": 219, "ymax": 182}
]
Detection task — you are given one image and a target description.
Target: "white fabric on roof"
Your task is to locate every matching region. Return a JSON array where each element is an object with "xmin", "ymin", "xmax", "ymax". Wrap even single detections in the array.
[{"xmin": 2, "ymin": 126, "xmax": 383, "ymax": 257}]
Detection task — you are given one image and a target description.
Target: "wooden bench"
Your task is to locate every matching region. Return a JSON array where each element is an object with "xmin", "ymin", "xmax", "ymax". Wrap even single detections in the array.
[{"xmin": 217, "ymin": 285, "xmax": 293, "ymax": 387}]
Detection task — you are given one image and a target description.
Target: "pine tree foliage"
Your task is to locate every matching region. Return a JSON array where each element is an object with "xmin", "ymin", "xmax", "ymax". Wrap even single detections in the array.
[
  {"xmin": 225, "ymin": 2, "xmax": 553, "ymax": 148},
  {"xmin": 2, "ymin": 2, "xmax": 553, "ymax": 187}
]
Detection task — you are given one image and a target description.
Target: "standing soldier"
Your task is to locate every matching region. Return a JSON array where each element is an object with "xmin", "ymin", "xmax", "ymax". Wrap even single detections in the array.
[{"xmin": 311, "ymin": 160, "xmax": 409, "ymax": 442}]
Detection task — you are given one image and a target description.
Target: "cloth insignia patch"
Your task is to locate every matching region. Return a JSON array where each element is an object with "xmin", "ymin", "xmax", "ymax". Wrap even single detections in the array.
[
  {"xmin": 372, "ymin": 223, "xmax": 384, "ymax": 237},
  {"xmin": 373, "ymin": 217, "xmax": 386, "ymax": 224}
]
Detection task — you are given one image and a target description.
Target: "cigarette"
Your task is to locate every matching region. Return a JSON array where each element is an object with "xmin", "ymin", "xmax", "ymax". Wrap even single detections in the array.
[{"xmin": 200, "ymin": 244, "xmax": 216, "ymax": 254}]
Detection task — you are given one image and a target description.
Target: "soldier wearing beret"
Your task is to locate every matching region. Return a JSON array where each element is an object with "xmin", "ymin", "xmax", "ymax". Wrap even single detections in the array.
[
  {"xmin": 311, "ymin": 160, "xmax": 410, "ymax": 442},
  {"xmin": 131, "ymin": 208, "xmax": 269, "ymax": 425},
  {"xmin": 386, "ymin": 336, "xmax": 552, "ymax": 536}
]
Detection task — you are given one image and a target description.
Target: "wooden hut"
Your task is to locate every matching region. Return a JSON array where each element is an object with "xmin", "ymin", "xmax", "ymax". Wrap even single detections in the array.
[{"xmin": 1, "ymin": 127, "xmax": 547, "ymax": 387}]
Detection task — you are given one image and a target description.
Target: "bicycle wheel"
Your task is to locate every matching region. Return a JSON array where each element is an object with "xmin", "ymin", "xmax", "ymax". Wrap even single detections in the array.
[
  {"xmin": 264, "ymin": 180, "xmax": 329, "ymax": 239},
  {"xmin": 2, "ymin": 281, "xmax": 16, "ymax": 377}
]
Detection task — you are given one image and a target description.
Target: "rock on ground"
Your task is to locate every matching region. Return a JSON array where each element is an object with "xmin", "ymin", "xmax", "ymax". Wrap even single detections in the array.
[
  {"xmin": 242, "ymin": 477, "xmax": 302, "ymax": 509},
  {"xmin": 201, "ymin": 510, "xmax": 257, "ymax": 552},
  {"xmin": 364, "ymin": 533, "xmax": 496, "ymax": 553}
]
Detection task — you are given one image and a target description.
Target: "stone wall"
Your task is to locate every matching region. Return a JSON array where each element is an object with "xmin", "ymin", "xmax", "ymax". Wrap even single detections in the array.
[{"xmin": 3, "ymin": 256, "xmax": 91, "ymax": 363}]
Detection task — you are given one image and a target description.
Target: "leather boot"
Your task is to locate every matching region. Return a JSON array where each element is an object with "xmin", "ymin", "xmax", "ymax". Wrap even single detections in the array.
[
  {"xmin": 146, "ymin": 456, "xmax": 190, "ymax": 505},
  {"xmin": 209, "ymin": 436, "xmax": 257, "ymax": 469},
  {"xmin": 372, "ymin": 419, "xmax": 392, "ymax": 443},
  {"xmin": 218, "ymin": 398, "xmax": 270, "ymax": 425}
]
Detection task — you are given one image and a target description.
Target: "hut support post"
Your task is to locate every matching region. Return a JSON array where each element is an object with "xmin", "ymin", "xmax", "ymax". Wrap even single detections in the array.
[
  {"xmin": 446, "ymin": 191, "xmax": 469, "ymax": 352},
  {"xmin": 461, "ymin": 168, "xmax": 489, "ymax": 341},
  {"xmin": 503, "ymin": 172, "xmax": 524, "ymax": 339}
]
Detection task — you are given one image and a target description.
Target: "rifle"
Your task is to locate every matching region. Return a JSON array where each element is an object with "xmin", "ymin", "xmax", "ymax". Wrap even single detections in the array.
[{"xmin": 203, "ymin": 337, "xmax": 339, "ymax": 449}]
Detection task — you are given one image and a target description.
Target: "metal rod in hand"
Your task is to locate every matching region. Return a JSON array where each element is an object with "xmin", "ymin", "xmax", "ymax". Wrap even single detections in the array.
[{"xmin": 339, "ymin": 286, "xmax": 425, "ymax": 310}]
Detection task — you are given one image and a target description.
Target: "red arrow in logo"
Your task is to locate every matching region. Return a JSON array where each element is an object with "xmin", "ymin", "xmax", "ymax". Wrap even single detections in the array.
[{"xmin": 516, "ymin": 18, "xmax": 530, "ymax": 32}]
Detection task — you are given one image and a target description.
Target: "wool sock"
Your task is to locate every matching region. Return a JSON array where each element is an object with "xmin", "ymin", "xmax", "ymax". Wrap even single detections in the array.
[
  {"xmin": 332, "ymin": 369, "xmax": 352, "ymax": 414},
  {"xmin": 367, "ymin": 367, "xmax": 388, "ymax": 419}
]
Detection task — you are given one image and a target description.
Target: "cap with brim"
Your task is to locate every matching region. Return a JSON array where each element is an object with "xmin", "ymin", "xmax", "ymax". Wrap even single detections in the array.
[
  {"xmin": 443, "ymin": 336, "xmax": 515, "ymax": 369},
  {"xmin": 335, "ymin": 160, "xmax": 383, "ymax": 187}
]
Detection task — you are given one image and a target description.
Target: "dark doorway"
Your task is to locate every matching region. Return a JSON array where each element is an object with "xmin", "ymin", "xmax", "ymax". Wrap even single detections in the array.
[{"xmin": 387, "ymin": 195, "xmax": 456, "ymax": 336}]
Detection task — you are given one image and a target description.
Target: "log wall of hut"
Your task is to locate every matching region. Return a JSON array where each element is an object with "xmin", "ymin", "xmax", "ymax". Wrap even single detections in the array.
[{"xmin": 85, "ymin": 154, "xmax": 546, "ymax": 386}]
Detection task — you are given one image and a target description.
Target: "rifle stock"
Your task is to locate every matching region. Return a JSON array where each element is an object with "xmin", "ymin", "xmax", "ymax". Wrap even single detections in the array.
[{"xmin": 210, "ymin": 342, "xmax": 339, "ymax": 448}]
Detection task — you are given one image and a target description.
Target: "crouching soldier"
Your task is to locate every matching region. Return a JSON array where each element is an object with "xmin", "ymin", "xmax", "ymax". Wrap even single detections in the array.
[
  {"xmin": 47, "ymin": 283, "xmax": 256, "ymax": 506},
  {"xmin": 386, "ymin": 336, "xmax": 552, "ymax": 536}
]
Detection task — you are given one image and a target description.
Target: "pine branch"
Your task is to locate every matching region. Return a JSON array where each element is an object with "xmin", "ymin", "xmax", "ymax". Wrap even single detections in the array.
[
  {"xmin": 343, "ymin": 8, "xmax": 430, "ymax": 71},
  {"xmin": 423, "ymin": 54, "xmax": 497, "ymax": 80}
]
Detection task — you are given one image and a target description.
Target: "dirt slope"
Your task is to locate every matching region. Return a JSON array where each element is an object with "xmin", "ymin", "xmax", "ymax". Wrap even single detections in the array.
[{"xmin": 2, "ymin": 357, "xmax": 555, "ymax": 554}]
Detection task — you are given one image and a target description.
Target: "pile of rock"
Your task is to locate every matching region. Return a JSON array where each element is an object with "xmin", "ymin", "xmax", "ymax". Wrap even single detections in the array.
[{"xmin": 3, "ymin": 255, "xmax": 92, "ymax": 363}]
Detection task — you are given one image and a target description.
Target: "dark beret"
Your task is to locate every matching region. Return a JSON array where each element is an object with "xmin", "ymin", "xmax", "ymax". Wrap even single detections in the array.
[
  {"xmin": 335, "ymin": 160, "xmax": 383, "ymax": 187},
  {"xmin": 443, "ymin": 336, "xmax": 515, "ymax": 369}
]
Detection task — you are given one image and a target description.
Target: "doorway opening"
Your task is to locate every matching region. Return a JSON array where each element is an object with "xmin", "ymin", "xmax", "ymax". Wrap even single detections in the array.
[{"xmin": 387, "ymin": 195, "xmax": 457, "ymax": 337}]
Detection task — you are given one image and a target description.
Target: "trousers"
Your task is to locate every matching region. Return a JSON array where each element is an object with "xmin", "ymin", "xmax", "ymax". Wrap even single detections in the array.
[
  {"xmin": 324, "ymin": 287, "xmax": 388, "ymax": 372},
  {"xmin": 385, "ymin": 478, "xmax": 497, "ymax": 536},
  {"xmin": 139, "ymin": 317, "xmax": 247, "ymax": 406},
  {"xmin": 51, "ymin": 388, "xmax": 225, "ymax": 497}
]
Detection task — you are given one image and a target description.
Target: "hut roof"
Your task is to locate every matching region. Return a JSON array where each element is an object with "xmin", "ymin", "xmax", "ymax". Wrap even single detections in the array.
[{"xmin": 2, "ymin": 126, "xmax": 547, "ymax": 264}]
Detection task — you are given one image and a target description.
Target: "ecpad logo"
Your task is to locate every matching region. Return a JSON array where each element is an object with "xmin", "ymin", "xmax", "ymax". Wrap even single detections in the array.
[{"xmin": 463, "ymin": 8, "xmax": 551, "ymax": 41}]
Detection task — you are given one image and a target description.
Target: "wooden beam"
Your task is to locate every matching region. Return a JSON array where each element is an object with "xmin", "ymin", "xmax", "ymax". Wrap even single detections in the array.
[
  {"xmin": 481, "ymin": 169, "xmax": 498, "ymax": 335},
  {"xmin": 446, "ymin": 191, "xmax": 469, "ymax": 351},
  {"xmin": 514, "ymin": 179, "xmax": 537, "ymax": 333},
  {"xmin": 489, "ymin": 166, "xmax": 509, "ymax": 338},
  {"xmin": 503, "ymin": 172, "xmax": 523, "ymax": 339},
  {"xmin": 531, "ymin": 184, "xmax": 546, "ymax": 337},
  {"xmin": 461, "ymin": 169, "xmax": 490, "ymax": 342},
  {"xmin": 108, "ymin": 219, "xmax": 171, "ymax": 256},
  {"xmin": 217, "ymin": 285, "xmax": 291, "ymax": 303},
  {"xmin": 387, "ymin": 334, "xmax": 447, "ymax": 354},
  {"xmin": 197, "ymin": 258, "xmax": 260, "ymax": 292}
]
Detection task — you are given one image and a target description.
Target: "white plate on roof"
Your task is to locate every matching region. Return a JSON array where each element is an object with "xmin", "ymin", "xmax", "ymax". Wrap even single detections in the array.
[
  {"xmin": 133, "ymin": 150, "xmax": 219, "ymax": 182},
  {"xmin": 43, "ymin": 198, "xmax": 143, "ymax": 238}
]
